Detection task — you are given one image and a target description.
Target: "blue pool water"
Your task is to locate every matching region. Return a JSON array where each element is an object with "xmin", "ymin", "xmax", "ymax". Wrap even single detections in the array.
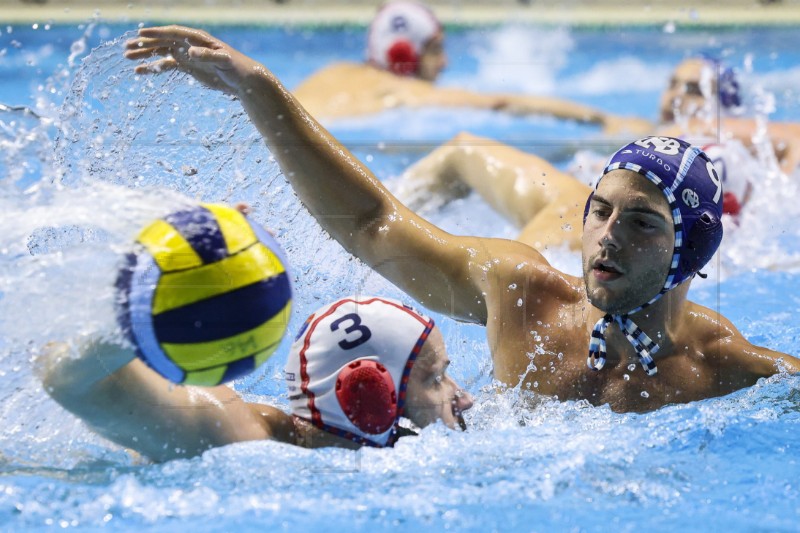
[{"xmin": 2, "ymin": 20, "xmax": 800, "ymax": 531}]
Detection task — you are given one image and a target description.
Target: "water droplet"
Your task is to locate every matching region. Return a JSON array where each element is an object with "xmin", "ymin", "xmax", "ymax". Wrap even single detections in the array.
[
  {"xmin": 623, "ymin": 374, "xmax": 630, "ymax": 381},
  {"xmin": 641, "ymin": 391, "xmax": 650, "ymax": 398},
  {"xmin": 508, "ymin": 283, "xmax": 517, "ymax": 289},
  {"xmin": 628, "ymin": 364, "xmax": 636, "ymax": 372},
  {"xmin": 516, "ymin": 298, "xmax": 523, "ymax": 307}
]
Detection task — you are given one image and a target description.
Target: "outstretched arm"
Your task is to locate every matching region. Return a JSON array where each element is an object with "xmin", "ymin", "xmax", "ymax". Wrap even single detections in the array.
[
  {"xmin": 398, "ymin": 132, "xmax": 589, "ymax": 251},
  {"xmin": 37, "ymin": 339, "xmax": 290, "ymax": 461},
  {"xmin": 125, "ymin": 26, "xmax": 553, "ymax": 323}
]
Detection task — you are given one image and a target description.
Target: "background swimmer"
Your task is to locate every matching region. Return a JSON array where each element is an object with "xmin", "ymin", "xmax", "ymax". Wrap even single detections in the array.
[
  {"xmin": 292, "ymin": 0, "xmax": 647, "ymax": 133},
  {"xmin": 124, "ymin": 26, "xmax": 800, "ymax": 413},
  {"xmin": 395, "ymin": 56, "xmax": 800, "ymax": 241},
  {"xmin": 656, "ymin": 57, "xmax": 800, "ymax": 175}
]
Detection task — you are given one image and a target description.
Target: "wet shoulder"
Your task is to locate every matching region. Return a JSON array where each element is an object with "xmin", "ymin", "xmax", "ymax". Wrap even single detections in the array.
[
  {"xmin": 684, "ymin": 300, "xmax": 739, "ymax": 346},
  {"xmin": 485, "ymin": 240, "xmax": 583, "ymax": 306}
]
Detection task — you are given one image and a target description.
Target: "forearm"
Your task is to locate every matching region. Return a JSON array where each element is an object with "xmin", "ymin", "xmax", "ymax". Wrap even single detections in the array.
[
  {"xmin": 500, "ymin": 94, "xmax": 606, "ymax": 124},
  {"xmin": 38, "ymin": 339, "xmax": 135, "ymax": 402},
  {"xmin": 235, "ymin": 67, "xmax": 393, "ymax": 257}
]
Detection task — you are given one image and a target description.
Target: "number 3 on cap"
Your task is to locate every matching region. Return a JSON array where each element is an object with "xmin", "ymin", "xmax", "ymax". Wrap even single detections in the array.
[{"xmin": 331, "ymin": 313, "xmax": 373, "ymax": 350}]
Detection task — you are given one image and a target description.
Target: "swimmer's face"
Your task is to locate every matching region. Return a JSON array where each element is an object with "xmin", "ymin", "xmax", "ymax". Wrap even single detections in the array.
[
  {"xmin": 582, "ymin": 170, "xmax": 675, "ymax": 314},
  {"xmin": 405, "ymin": 326, "xmax": 473, "ymax": 430},
  {"xmin": 659, "ymin": 58, "xmax": 717, "ymax": 123},
  {"xmin": 417, "ymin": 31, "xmax": 447, "ymax": 82}
]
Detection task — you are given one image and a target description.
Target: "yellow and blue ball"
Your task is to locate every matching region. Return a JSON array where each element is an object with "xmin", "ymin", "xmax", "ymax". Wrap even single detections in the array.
[{"xmin": 116, "ymin": 203, "xmax": 292, "ymax": 386}]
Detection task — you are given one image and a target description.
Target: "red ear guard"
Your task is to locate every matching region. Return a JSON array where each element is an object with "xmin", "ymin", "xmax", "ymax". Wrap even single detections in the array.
[
  {"xmin": 336, "ymin": 359, "xmax": 398, "ymax": 435},
  {"xmin": 386, "ymin": 39, "xmax": 418, "ymax": 76}
]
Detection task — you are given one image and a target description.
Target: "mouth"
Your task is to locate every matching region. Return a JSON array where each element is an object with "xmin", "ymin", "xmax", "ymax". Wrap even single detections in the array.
[
  {"xmin": 592, "ymin": 259, "xmax": 624, "ymax": 281},
  {"xmin": 455, "ymin": 412, "xmax": 467, "ymax": 431},
  {"xmin": 452, "ymin": 396, "xmax": 468, "ymax": 431}
]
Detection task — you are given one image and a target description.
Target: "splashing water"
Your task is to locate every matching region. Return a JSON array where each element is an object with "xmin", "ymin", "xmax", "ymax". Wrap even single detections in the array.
[
  {"xmin": 1, "ymin": 23, "xmax": 800, "ymax": 532},
  {"xmin": 470, "ymin": 25, "xmax": 574, "ymax": 95}
]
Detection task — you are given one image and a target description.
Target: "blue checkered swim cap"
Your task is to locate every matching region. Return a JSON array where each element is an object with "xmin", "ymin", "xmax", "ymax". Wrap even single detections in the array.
[{"xmin": 584, "ymin": 136, "xmax": 724, "ymax": 376}]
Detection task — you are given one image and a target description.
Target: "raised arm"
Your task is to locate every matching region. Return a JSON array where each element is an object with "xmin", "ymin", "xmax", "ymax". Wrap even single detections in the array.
[
  {"xmin": 37, "ymin": 339, "xmax": 290, "ymax": 461},
  {"xmin": 125, "ymin": 26, "xmax": 553, "ymax": 322}
]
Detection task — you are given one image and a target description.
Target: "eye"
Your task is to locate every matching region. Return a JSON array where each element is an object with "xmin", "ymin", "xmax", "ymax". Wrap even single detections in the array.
[
  {"xmin": 591, "ymin": 207, "xmax": 610, "ymax": 220},
  {"xmin": 685, "ymin": 82, "xmax": 703, "ymax": 96},
  {"xmin": 634, "ymin": 218, "xmax": 657, "ymax": 230}
]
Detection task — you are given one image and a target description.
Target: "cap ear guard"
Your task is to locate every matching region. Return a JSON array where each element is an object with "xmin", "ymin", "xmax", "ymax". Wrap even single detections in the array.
[
  {"xmin": 335, "ymin": 359, "xmax": 398, "ymax": 435},
  {"xmin": 386, "ymin": 39, "xmax": 418, "ymax": 76},
  {"xmin": 677, "ymin": 208, "xmax": 723, "ymax": 279},
  {"xmin": 718, "ymin": 66, "xmax": 741, "ymax": 109},
  {"xmin": 697, "ymin": 54, "xmax": 741, "ymax": 109}
]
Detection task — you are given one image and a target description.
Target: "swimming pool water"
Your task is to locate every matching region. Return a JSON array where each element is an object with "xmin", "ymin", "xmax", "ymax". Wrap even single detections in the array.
[{"xmin": 1, "ymin": 20, "xmax": 800, "ymax": 531}]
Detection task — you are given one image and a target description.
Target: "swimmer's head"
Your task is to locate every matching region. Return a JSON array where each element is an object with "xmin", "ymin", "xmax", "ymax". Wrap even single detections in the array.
[
  {"xmin": 284, "ymin": 296, "xmax": 472, "ymax": 447},
  {"xmin": 582, "ymin": 136, "xmax": 723, "ymax": 314},
  {"xmin": 660, "ymin": 57, "xmax": 741, "ymax": 123},
  {"xmin": 582, "ymin": 137, "xmax": 723, "ymax": 376},
  {"xmin": 366, "ymin": 0, "xmax": 445, "ymax": 81}
]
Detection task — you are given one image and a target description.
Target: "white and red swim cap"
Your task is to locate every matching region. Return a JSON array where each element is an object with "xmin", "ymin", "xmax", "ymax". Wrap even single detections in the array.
[
  {"xmin": 366, "ymin": 0, "xmax": 441, "ymax": 76},
  {"xmin": 284, "ymin": 296, "xmax": 434, "ymax": 447},
  {"xmin": 701, "ymin": 141, "xmax": 755, "ymax": 216}
]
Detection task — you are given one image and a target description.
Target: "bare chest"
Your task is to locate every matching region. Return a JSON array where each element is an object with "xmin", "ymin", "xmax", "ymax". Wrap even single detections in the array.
[{"xmin": 486, "ymin": 303, "xmax": 721, "ymax": 411}]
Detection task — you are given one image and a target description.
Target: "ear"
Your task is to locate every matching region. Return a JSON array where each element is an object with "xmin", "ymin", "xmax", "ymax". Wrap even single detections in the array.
[
  {"xmin": 386, "ymin": 40, "xmax": 418, "ymax": 76},
  {"xmin": 336, "ymin": 359, "xmax": 397, "ymax": 434}
]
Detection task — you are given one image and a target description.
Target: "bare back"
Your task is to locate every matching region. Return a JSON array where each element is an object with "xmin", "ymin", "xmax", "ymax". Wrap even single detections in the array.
[{"xmin": 294, "ymin": 62, "xmax": 465, "ymax": 120}]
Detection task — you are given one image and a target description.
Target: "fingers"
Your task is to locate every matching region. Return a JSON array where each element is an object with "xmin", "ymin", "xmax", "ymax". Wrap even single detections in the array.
[
  {"xmin": 124, "ymin": 46, "xmax": 176, "ymax": 61},
  {"xmin": 136, "ymin": 25, "xmax": 215, "ymax": 47},
  {"xmin": 234, "ymin": 202, "xmax": 251, "ymax": 215},
  {"xmin": 187, "ymin": 46, "xmax": 231, "ymax": 65},
  {"xmin": 133, "ymin": 58, "xmax": 179, "ymax": 75}
]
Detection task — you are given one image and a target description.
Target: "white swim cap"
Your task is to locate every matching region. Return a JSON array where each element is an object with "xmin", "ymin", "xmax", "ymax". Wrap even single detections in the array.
[
  {"xmin": 284, "ymin": 296, "xmax": 435, "ymax": 447},
  {"xmin": 701, "ymin": 141, "xmax": 755, "ymax": 215},
  {"xmin": 366, "ymin": 0, "xmax": 441, "ymax": 76}
]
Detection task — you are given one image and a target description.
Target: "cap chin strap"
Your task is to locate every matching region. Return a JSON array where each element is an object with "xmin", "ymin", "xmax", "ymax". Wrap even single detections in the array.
[{"xmin": 587, "ymin": 312, "xmax": 659, "ymax": 376}]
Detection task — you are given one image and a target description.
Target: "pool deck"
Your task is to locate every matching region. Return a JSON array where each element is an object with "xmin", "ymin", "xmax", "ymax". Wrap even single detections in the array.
[{"xmin": 3, "ymin": 0, "xmax": 800, "ymax": 26}]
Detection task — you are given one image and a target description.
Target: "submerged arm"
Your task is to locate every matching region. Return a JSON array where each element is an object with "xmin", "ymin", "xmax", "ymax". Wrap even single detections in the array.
[{"xmin": 37, "ymin": 339, "xmax": 287, "ymax": 461}]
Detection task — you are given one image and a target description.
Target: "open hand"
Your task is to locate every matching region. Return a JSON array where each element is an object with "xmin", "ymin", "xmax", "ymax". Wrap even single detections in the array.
[{"xmin": 124, "ymin": 25, "xmax": 260, "ymax": 95}]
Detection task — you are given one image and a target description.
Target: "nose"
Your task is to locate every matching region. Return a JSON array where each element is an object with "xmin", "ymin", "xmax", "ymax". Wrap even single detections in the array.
[
  {"xmin": 453, "ymin": 387, "xmax": 474, "ymax": 413},
  {"xmin": 598, "ymin": 217, "xmax": 621, "ymax": 250}
]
